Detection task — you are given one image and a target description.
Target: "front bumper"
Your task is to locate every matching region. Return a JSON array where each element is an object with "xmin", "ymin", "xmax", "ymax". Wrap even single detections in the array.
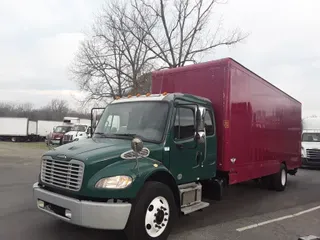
[
  {"xmin": 33, "ymin": 182, "xmax": 132, "ymax": 230},
  {"xmin": 301, "ymin": 158, "xmax": 320, "ymax": 168}
]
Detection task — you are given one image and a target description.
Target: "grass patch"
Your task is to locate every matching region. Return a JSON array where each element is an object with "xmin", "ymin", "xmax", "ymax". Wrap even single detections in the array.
[{"xmin": 0, "ymin": 141, "xmax": 49, "ymax": 150}]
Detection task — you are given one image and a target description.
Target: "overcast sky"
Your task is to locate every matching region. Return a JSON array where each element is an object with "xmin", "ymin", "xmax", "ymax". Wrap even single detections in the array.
[{"xmin": 0, "ymin": 0, "xmax": 319, "ymax": 116}]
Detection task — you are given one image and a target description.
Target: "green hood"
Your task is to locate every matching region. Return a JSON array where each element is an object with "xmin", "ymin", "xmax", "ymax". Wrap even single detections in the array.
[
  {"xmin": 44, "ymin": 137, "xmax": 163, "ymax": 164},
  {"xmin": 41, "ymin": 137, "xmax": 167, "ymax": 199}
]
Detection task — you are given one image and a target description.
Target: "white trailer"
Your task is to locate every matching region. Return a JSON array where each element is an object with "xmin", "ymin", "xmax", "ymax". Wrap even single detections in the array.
[
  {"xmin": 0, "ymin": 117, "xmax": 39, "ymax": 142},
  {"xmin": 63, "ymin": 117, "xmax": 80, "ymax": 126},
  {"xmin": 37, "ymin": 120, "xmax": 62, "ymax": 139},
  {"xmin": 79, "ymin": 118, "xmax": 91, "ymax": 126}
]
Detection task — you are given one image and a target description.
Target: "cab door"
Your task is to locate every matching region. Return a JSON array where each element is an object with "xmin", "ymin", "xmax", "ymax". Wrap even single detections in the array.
[
  {"xmin": 168, "ymin": 105, "xmax": 205, "ymax": 184},
  {"xmin": 200, "ymin": 108, "xmax": 217, "ymax": 178}
]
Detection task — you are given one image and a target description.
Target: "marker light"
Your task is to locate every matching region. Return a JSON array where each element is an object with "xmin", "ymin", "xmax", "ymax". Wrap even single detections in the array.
[
  {"xmin": 37, "ymin": 200, "xmax": 45, "ymax": 208},
  {"xmin": 65, "ymin": 209, "xmax": 72, "ymax": 219}
]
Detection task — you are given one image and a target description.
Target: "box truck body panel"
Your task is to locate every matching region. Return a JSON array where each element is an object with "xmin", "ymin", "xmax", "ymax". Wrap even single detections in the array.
[
  {"xmin": 37, "ymin": 120, "xmax": 62, "ymax": 137},
  {"xmin": 0, "ymin": 117, "xmax": 28, "ymax": 136},
  {"xmin": 28, "ymin": 121, "xmax": 37, "ymax": 135},
  {"xmin": 152, "ymin": 58, "xmax": 302, "ymax": 184}
]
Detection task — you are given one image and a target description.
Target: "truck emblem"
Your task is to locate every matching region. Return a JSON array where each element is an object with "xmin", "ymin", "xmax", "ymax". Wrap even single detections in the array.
[
  {"xmin": 231, "ymin": 158, "xmax": 236, "ymax": 164},
  {"xmin": 56, "ymin": 154, "xmax": 67, "ymax": 159},
  {"xmin": 177, "ymin": 174, "xmax": 182, "ymax": 180}
]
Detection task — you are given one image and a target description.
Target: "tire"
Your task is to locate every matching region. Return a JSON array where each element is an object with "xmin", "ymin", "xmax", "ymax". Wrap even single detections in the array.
[
  {"xmin": 125, "ymin": 181, "xmax": 177, "ymax": 240},
  {"xmin": 271, "ymin": 164, "xmax": 287, "ymax": 192},
  {"xmin": 260, "ymin": 175, "xmax": 272, "ymax": 189}
]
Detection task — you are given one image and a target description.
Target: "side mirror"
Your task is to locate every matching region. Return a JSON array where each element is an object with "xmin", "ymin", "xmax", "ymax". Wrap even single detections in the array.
[
  {"xmin": 92, "ymin": 112, "xmax": 97, "ymax": 129},
  {"xmin": 90, "ymin": 107, "xmax": 105, "ymax": 137},
  {"xmin": 194, "ymin": 132, "xmax": 205, "ymax": 144},
  {"xmin": 194, "ymin": 107, "xmax": 205, "ymax": 144},
  {"xmin": 86, "ymin": 127, "xmax": 92, "ymax": 138},
  {"xmin": 194, "ymin": 132, "xmax": 201, "ymax": 141}
]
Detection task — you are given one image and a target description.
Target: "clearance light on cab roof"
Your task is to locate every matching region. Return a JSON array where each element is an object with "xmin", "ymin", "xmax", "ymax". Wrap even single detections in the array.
[
  {"xmin": 115, "ymin": 96, "xmax": 120, "ymax": 100},
  {"xmin": 146, "ymin": 93, "xmax": 151, "ymax": 97},
  {"xmin": 127, "ymin": 95, "xmax": 132, "ymax": 98},
  {"xmin": 162, "ymin": 92, "xmax": 168, "ymax": 96},
  {"xmin": 136, "ymin": 93, "xmax": 141, "ymax": 97}
]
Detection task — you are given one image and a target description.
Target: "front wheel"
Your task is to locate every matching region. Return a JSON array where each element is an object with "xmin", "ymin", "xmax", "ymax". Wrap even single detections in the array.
[{"xmin": 125, "ymin": 181, "xmax": 177, "ymax": 240}]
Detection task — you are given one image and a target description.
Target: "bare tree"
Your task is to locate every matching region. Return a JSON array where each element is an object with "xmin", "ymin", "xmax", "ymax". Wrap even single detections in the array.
[
  {"xmin": 45, "ymin": 99, "xmax": 69, "ymax": 120},
  {"xmin": 124, "ymin": 0, "xmax": 248, "ymax": 68},
  {"xmin": 0, "ymin": 100, "xmax": 90, "ymax": 121},
  {"xmin": 70, "ymin": 0, "xmax": 247, "ymax": 103},
  {"xmin": 70, "ymin": 0, "xmax": 156, "ymax": 103},
  {"xmin": 127, "ymin": 72, "xmax": 152, "ymax": 95}
]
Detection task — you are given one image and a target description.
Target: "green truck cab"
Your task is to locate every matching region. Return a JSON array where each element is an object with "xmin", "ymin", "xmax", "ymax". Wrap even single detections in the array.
[{"xmin": 33, "ymin": 93, "xmax": 217, "ymax": 240}]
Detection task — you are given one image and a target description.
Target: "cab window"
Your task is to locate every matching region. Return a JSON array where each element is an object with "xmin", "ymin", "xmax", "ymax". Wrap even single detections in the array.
[
  {"xmin": 204, "ymin": 110, "xmax": 214, "ymax": 136},
  {"xmin": 105, "ymin": 115, "xmax": 120, "ymax": 133},
  {"xmin": 174, "ymin": 107, "xmax": 195, "ymax": 140}
]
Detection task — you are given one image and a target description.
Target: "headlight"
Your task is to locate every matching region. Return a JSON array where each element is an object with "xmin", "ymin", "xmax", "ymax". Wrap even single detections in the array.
[{"xmin": 95, "ymin": 176, "xmax": 133, "ymax": 189}]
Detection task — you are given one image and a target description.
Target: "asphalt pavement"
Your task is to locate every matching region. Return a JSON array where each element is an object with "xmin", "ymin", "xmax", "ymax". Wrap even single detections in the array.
[{"xmin": 0, "ymin": 142, "xmax": 320, "ymax": 240}]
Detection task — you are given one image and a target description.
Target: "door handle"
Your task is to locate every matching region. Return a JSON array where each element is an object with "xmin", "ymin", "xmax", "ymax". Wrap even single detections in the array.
[
  {"xmin": 176, "ymin": 143, "xmax": 184, "ymax": 149},
  {"xmin": 196, "ymin": 152, "xmax": 201, "ymax": 165}
]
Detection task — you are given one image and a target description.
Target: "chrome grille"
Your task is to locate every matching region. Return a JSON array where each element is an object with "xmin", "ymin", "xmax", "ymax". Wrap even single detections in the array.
[
  {"xmin": 40, "ymin": 157, "xmax": 84, "ymax": 191},
  {"xmin": 306, "ymin": 149, "xmax": 320, "ymax": 160},
  {"xmin": 63, "ymin": 135, "xmax": 73, "ymax": 141}
]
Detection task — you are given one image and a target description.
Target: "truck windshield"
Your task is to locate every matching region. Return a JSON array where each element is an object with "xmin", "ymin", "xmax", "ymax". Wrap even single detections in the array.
[
  {"xmin": 94, "ymin": 101, "xmax": 169, "ymax": 143},
  {"xmin": 54, "ymin": 126, "xmax": 72, "ymax": 133},
  {"xmin": 71, "ymin": 125, "xmax": 86, "ymax": 132},
  {"xmin": 302, "ymin": 133, "xmax": 320, "ymax": 142}
]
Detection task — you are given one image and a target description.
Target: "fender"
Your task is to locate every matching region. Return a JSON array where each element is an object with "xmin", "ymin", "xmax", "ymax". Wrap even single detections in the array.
[{"xmin": 85, "ymin": 157, "xmax": 176, "ymax": 199}]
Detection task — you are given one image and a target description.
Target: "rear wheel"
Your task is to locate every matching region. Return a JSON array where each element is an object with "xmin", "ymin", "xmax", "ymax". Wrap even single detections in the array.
[
  {"xmin": 125, "ymin": 181, "xmax": 177, "ymax": 240},
  {"xmin": 271, "ymin": 164, "xmax": 287, "ymax": 191}
]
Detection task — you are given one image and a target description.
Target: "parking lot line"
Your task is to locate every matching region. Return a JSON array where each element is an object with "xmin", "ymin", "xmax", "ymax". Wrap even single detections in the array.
[{"xmin": 236, "ymin": 205, "xmax": 320, "ymax": 232}]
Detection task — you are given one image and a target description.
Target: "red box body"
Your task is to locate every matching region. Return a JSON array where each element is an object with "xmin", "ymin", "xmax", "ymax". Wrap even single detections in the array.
[{"xmin": 152, "ymin": 58, "xmax": 302, "ymax": 184}]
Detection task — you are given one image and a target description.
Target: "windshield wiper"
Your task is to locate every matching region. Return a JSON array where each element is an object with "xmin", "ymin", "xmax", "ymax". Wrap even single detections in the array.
[
  {"xmin": 93, "ymin": 132, "xmax": 110, "ymax": 138},
  {"xmin": 113, "ymin": 133, "xmax": 137, "ymax": 137},
  {"xmin": 114, "ymin": 133, "xmax": 148, "ymax": 140}
]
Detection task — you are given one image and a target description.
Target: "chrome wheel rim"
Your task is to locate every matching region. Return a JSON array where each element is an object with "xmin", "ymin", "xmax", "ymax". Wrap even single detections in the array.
[
  {"xmin": 144, "ymin": 196, "xmax": 170, "ymax": 238},
  {"xmin": 281, "ymin": 169, "xmax": 286, "ymax": 186}
]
